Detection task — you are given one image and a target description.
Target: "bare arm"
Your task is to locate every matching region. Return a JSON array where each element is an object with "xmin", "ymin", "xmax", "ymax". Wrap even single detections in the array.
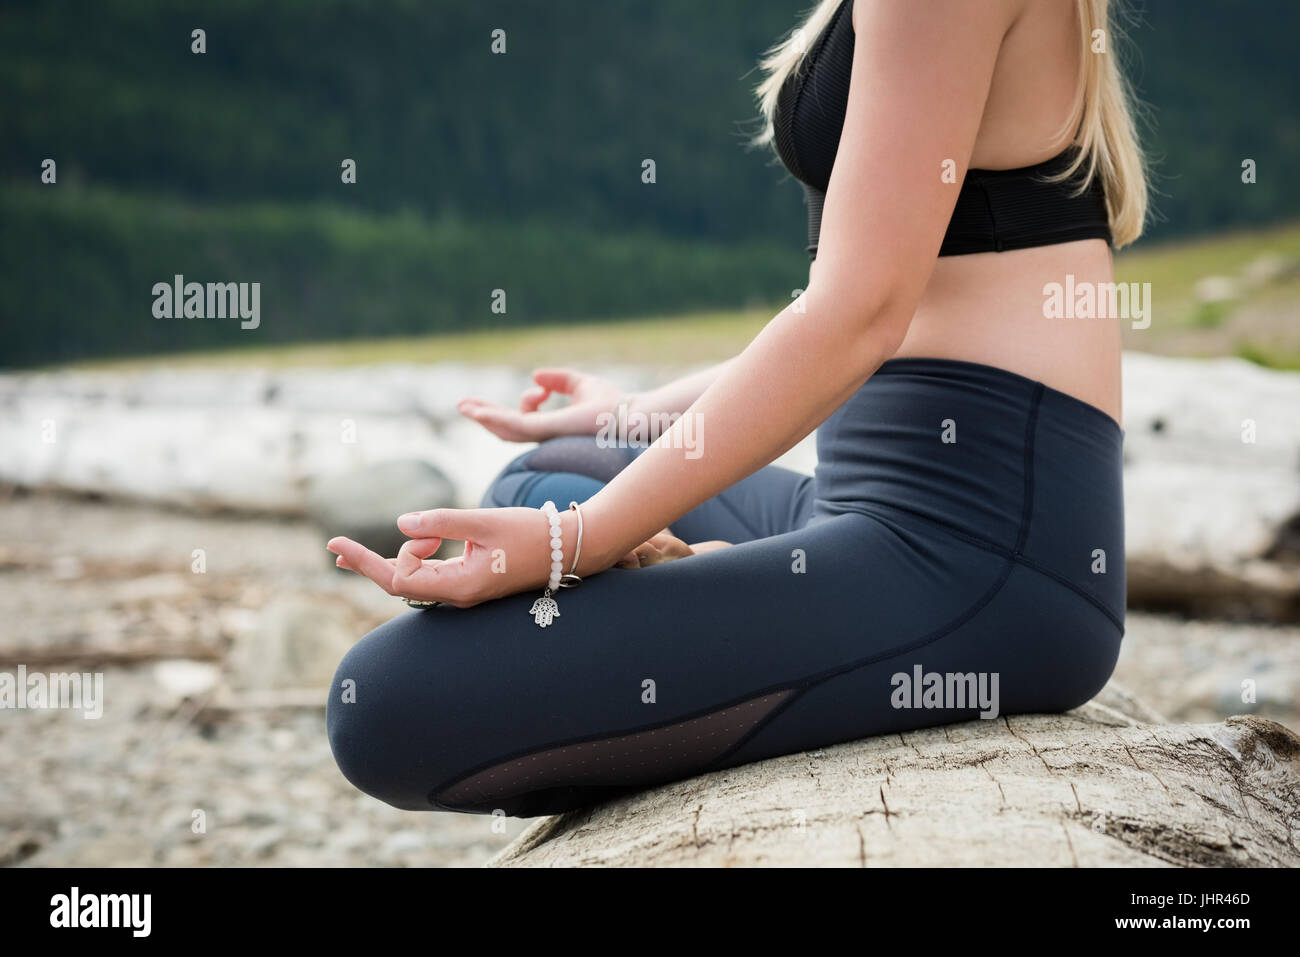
[
  {"xmin": 331, "ymin": 0, "xmax": 1022, "ymax": 607},
  {"xmin": 573, "ymin": 0, "xmax": 1018, "ymax": 574},
  {"xmin": 626, "ymin": 358, "xmax": 737, "ymax": 419},
  {"xmin": 456, "ymin": 360, "xmax": 736, "ymax": 442}
]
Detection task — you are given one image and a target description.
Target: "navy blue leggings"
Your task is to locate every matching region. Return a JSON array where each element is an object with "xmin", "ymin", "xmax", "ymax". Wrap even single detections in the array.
[{"xmin": 327, "ymin": 358, "xmax": 1126, "ymax": 817}]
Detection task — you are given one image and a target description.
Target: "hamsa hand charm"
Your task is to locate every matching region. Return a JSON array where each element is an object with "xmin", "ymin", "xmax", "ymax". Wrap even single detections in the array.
[{"xmin": 529, "ymin": 593, "xmax": 560, "ymax": 628}]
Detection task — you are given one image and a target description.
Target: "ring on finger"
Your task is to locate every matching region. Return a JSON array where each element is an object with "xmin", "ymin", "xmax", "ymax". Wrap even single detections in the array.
[{"xmin": 403, "ymin": 598, "xmax": 443, "ymax": 609}]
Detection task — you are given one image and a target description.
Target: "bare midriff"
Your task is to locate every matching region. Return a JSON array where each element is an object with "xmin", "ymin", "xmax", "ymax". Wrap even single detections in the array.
[
  {"xmin": 878, "ymin": 0, "xmax": 1127, "ymax": 430},
  {"xmin": 892, "ymin": 236, "xmax": 1123, "ymax": 427}
]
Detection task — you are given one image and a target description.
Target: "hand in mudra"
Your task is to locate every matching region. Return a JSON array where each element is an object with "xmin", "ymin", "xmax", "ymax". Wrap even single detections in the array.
[
  {"xmin": 328, "ymin": 510, "xmax": 732, "ymax": 606},
  {"xmin": 327, "ymin": 507, "xmax": 570, "ymax": 608},
  {"xmin": 458, "ymin": 367, "xmax": 625, "ymax": 442}
]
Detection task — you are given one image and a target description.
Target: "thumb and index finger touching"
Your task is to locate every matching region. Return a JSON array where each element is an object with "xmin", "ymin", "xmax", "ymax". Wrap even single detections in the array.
[
  {"xmin": 458, "ymin": 367, "xmax": 584, "ymax": 437},
  {"xmin": 519, "ymin": 367, "xmax": 583, "ymax": 408}
]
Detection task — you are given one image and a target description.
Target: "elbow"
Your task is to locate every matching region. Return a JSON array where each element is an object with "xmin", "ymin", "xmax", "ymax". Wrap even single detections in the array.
[
  {"xmin": 859, "ymin": 304, "xmax": 912, "ymax": 365},
  {"xmin": 800, "ymin": 279, "xmax": 913, "ymax": 374}
]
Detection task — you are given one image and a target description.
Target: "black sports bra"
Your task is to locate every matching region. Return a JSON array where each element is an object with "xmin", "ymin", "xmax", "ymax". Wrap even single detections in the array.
[{"xmin": 771, "ymin": 0, "xmax": 1112, "ymax": 260}]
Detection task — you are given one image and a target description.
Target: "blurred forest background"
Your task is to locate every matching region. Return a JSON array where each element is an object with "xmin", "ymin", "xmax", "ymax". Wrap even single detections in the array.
[{"xmin": 2, "ymin": 0, "xmax": 1298, "ymax": 367}]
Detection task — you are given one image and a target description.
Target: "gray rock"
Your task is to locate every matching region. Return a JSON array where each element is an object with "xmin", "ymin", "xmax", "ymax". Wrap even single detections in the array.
[
  {"xmin": 151, "ymin": 660, "xmax": 221, "ymax": 701},
  {"xmin": 379, "ymin": 829, "xmax": 428, "ymax": 859},
  {"xmin": 306, "ymin": 459, "xmax": 457, "ymax": 560},
  {"xmin": 1240, "ymin": 252, "xmax": 1300, "ymax": 289},
  {"xmin": 1192, "ymin": 275, "xmax": 1240, "ymax": 303},
  {"xmin": 225, "ymin": 596, "xmax": 357, "ymax": 692},
  {"xmin": 1113, "ymin": 612, "xmax": 1300, "ymax": 728}
]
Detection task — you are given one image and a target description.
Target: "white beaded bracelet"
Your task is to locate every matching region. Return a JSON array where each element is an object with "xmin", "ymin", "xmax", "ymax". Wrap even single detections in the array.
[{"xmin": 529, "ymin": 501, "xmax": 565, "ymax": 628}]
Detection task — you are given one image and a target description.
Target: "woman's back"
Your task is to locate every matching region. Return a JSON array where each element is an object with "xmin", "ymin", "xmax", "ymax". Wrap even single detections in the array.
[
  {"xmin": 782, "ymin": 0, "xmax": 1133, "ymax": 424},
  {"xmin": 900, "ymin": 0, "xmax": 1123, "ymax": 423}
]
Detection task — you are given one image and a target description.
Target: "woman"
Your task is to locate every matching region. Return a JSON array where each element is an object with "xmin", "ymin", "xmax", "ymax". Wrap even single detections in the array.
[{"xmin": 327, "ymin": 0, "xmax": 1147, "ymax": 817}]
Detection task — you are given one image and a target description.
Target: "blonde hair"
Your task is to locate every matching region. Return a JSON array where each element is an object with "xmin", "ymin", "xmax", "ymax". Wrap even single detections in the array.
[{"xmin": 752, "ymin": 0, "xmax": 1148, "ymax": 248}]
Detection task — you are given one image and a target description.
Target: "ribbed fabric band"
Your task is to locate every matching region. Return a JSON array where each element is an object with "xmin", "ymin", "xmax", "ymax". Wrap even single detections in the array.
[{"xmin": 772, "ymin": 0, "xmax": 1112, "ymax": 260}]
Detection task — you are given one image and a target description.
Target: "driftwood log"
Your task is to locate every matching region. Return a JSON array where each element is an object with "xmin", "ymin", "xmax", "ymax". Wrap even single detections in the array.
[
  {"xmin": 1119, "ymin": 353, "xmax": 1300, "ymax": 620},
  {"xmin": 487, "ymin": 683, "xmax": 1300, "ymax": 867},
  {"xmin": 1, "ymin": 354, "xmax": 1297, "ymax": 617}
]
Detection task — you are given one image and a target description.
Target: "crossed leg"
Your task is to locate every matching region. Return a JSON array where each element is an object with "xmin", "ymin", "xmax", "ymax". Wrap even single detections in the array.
[{"xmin": 326, "ymin": 438, "xmax": 1120, "ymax": 816}]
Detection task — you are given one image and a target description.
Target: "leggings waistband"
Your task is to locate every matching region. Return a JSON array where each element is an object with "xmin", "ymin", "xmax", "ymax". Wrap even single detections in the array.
[
  {"xmin": 871, "ymin": 357, "xmax": 1124, "ymax": 437},
  {"xmin": 814, "ymin": 356, "xmax": 1126, "ymax": 625}
]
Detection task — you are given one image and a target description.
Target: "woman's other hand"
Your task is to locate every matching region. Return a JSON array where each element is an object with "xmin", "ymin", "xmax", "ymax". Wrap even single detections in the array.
[
  {"xmin": 457, "ymin": 367, "xmax": 628, "ymax": 442},
  {"xmin": 613, "ymin": 529, "xmax": 731, "ymax": 568}
]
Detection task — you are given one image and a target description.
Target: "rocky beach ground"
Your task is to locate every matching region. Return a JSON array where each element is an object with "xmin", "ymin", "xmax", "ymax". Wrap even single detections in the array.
[
  {"xmin": 2, "ymin": 491, "xmax": 1297, "ymax": 867},
  {"xmin": 0, "ymin": 493, "xmax": 532, "ymax": 867}
]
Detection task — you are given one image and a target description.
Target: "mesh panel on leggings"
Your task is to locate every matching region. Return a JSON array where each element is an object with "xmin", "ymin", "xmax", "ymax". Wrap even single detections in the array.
[{"xmin": 435, "ymin": 689, "xmax": 794, "ymax": 809}]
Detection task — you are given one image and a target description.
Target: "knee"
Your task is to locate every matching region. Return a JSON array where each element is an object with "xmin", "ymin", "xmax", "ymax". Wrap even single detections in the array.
[
  {"xmin": 523, "ymin": 435, "xmax": 638, "ymax": 481},
  {"xmin": 478, "ymin": 445, "xmax": 542, "ymax": 508},
  {"xmin": 479, "ymin": 436, "xmax": 637, "ymax": 508},
  {"xmin": 326, "ymin": 616, "xmax": 445, "ymax": 811}
]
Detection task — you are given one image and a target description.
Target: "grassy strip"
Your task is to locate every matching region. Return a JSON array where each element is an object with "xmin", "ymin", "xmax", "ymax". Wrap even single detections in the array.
[{"xmin": 39, "ymin": 212, "xmax": 1300, "ymax": 373}]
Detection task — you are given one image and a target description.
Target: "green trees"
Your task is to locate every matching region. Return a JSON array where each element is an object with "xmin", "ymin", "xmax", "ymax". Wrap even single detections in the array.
[{"xmin": 2, "ymin": 0, "xmax": 1294, "ymax": 365}]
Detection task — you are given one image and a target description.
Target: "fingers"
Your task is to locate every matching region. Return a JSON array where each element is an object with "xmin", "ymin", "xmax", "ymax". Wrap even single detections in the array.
[
  {"xmin": 457, "ymin": 397, "xmax": 506, "ymax": 426},
  {"xmin": 457, "ymin": 397, "xmax": 509, "ymax": 422},
  {"xmin": 657, "ymin": 536, "xmax": 695, "ymax": 561},
  {"xmin": 390, "ymin": 540, "xmax": 487, "ymax": 605},
  {"xmin": 458, "ymin": 369, "xmax": 597, "ymax": 442},
  {"xmin": 688, "ymin": 540, "xmax": 733, "ymax": 554},
  {"xmin": 459, "ymin": 368, "xmax": 580, "ymax": 424},
  {"xmin": 394, "ymin": 537, "xmax": 443, "ymax": 576},
  {"xmin": 532, "ymin": 368, "xmax": 582, "ymax": 396},
  {"xmin": 330, "ymin": 537, "xmax": 474, "ymax": 605},
  {"xmin": 518, "ymin": 383, "xmax": 551, "ymax": 413},
  {"xmin": 336, "ymin": 553, "xmax": 402, "ymax": 574},
  {"xmin": 457, "ymin": 398, "xmax": 545, "ymax": 441},
  {"xmin": 470, "ymin": 404, "xmax": 538, "ymax": 440},
  {"xmin": 611, "ymin": 530, "xmax": 699, "ymax": 570},
  {"xmin": 390, "ymin": 539, "xmax": 470, "ymax": 583},
  {"xmin": 613, "ymin": 539, "xmax": 677, "ymax": 569},
  {"xmin": 326, "ymin": 537, "xmax": 398, "ymax": 594},
  {"xmin": 396, "ymin": 507, "xmax": 493, "ymax": 543}
]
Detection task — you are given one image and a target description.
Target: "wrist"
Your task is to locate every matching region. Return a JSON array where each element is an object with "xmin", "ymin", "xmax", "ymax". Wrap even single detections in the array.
[
  {"xmin": 547, "ymin": 503, "xmax": 605, "ymax": 581},
  {"xmin": 621, "ymin": 390, "xmax": 646, "ymax": 420},
  {"xmin": 564, "ymin": 497, "xmax": 629, "ymax": 577}
]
